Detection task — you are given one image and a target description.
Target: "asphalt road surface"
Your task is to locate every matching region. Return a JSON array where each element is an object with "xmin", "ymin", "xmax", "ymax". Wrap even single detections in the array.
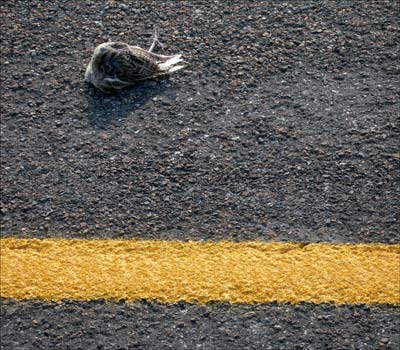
[{"xmin": 1, "ymin": 1, "xmax": 399, "ymax": 349}]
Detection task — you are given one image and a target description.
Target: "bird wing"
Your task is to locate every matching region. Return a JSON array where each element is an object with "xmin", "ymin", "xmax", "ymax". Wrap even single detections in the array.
[{"xmin": 102, "ymin": 45, "xmax": 161, "ymax": 82}]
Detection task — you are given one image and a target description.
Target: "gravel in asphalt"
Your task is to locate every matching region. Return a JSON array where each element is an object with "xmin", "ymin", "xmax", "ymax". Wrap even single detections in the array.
[
  {"xmin": 1, "ymin": 0, "xmax": 399, "ymax": 242},
  {"xmin": 1, "ymin": 300, "xmax": 399, "ymax": 350},
  {"xmin": 1, "ymin": 1, "xmax": 399, "ymax": 349}
]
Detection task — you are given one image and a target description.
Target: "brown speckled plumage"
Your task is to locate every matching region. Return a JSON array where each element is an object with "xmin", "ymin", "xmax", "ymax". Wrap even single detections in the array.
[{"xmin": 85, "ymin": 30, "xmax": 185, "ymax": 93}]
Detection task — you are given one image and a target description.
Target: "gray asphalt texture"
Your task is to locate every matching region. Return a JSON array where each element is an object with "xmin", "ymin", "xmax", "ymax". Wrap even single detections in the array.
[
  {"xmin": 1, "ymin": 1, "xmax": 399, "ymax": 349},
  {"xmin": 1, "ymin": 300, "xmax": 399, "ymax": 350},
  {"xmin": 1, "ymin": 0, "xmax": 399, "ymax": 242}
]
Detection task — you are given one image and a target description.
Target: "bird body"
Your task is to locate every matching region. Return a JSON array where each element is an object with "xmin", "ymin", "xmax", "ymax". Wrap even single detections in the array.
[{"xmin": 85, "ymin": 32, "xmax": 185, "ymax": 93}]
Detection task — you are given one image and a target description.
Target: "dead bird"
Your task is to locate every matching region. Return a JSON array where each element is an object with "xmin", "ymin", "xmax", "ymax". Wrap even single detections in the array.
[{"xmin": 85, "ymin": 28, "xmax": 186, "ymax": 93}]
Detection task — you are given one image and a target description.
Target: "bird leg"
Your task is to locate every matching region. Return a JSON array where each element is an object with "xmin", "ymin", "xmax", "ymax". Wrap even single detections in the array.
[{"xmin": 148, "ymin": 27, "xmax": 164, "ymax": 53}]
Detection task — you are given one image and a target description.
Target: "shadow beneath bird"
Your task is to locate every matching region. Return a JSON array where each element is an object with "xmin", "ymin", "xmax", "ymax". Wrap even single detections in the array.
[{"xmin": 85, "ymin": 78, "xmax": 176, "ymax": 129}]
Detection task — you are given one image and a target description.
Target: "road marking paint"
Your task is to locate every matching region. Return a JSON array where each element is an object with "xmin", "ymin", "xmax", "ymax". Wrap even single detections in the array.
[{"xmin": 1, "ymin": 238, "xmax": 399, "ymax": 304}]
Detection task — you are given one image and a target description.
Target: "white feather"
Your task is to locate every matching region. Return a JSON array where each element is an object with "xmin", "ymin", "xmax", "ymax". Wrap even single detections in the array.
[
  {"xmin": 158, "ymin": 55, "xmax": 184, "ymax": 71},
  {"xmin": 167, "ymin": 65, "xmax": 185, "ymax": 73}
]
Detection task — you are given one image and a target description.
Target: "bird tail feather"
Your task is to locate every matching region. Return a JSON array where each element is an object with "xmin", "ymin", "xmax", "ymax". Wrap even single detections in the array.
[
  {"xmin": 158, "ymin": 55, "xmax": 185, "ymax": 72},
  {"xmin": 167, "ymin": 65, "xmax": 185, "ymax": 73}
]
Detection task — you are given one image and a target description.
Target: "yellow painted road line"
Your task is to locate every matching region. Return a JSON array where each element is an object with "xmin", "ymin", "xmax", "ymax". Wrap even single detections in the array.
[{"xmin": 1, "ymin": 238, "xmax": 399, "ymax": 304}]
